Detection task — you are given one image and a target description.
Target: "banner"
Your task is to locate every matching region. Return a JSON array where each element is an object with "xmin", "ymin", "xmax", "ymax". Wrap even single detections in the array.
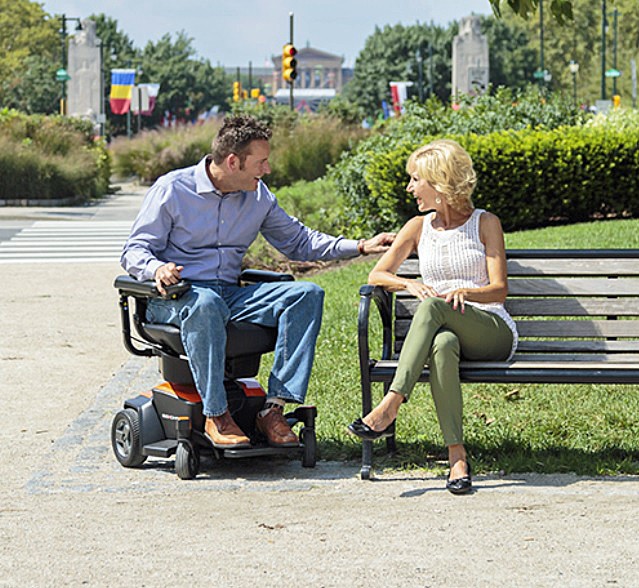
[
  {"xmin": 137, "ymin": 83, "xmax": 161, "ymax": 116},
  {"xmin": 109, "ymin": 69, "xmax": 136, "ymax": 115},
  {"xmin": 389, "ymin": 81, "xmax": 413, "ymax": 116}
]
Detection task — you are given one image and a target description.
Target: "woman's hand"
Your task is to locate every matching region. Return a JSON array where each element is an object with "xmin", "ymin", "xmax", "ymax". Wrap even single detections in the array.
[
  {"xmin": 442, "ymin": 289, "xmax": 467, "ymax": 313},
  {"xmin": 405, "ymin": 280, "xmax": 439, "ymax": 301}
]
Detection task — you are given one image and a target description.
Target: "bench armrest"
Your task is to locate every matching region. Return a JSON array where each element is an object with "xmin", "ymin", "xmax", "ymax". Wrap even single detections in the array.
[
  {"xmin": 358, "ymin": 285, "xmax": 393, "ymax": 368},
  {"xmin": 239, "ymin": 269, "xmax": 295, "ymax": 283}
]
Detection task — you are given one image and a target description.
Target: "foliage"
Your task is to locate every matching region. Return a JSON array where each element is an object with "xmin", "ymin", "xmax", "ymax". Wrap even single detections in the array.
[
  {"xmin": 343, "ymin": 22, "xmax": 454, "ymax": 118},
  {"xmin": 490, "ymin": 0, "xmax": 575, "ymax": 24},
  {"xmin": 0, "ymin": 0, "xmax": 59, "ymax": 114},
  {"xmin": 503, "ymin": 0, "xmax": 638, "ymax": 105},
  {"xmin": 0, "ymin": 109, "xmax": 111, "ymax": 201},
  {"xmin": 329, "ymin": 87, "xmax": 593, "ymax": 234},
  {"xmin": 109, "ymin": 119, "xmax": 219, "ymax": 183},
  {"xmin": 110, "ymin": 110, "xmax": 368, "ymax": 188}
]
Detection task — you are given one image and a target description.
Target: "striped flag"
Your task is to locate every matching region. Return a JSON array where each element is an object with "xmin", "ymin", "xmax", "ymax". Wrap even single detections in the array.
[{"xmin": 109, "ymin": 69, "xmax": 136, "ymax": 115}]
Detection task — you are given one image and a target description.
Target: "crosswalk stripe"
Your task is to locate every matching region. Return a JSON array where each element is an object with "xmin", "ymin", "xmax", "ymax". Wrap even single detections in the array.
[{"xmin": 0, "ymin": 220, "xmax": 132, "ymax": 264}]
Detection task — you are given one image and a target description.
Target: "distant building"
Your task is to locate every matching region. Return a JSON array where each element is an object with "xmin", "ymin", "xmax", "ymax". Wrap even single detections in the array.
[{"xmin": 224, "ymin": 45, "xmax": 353, "ymax": 102}]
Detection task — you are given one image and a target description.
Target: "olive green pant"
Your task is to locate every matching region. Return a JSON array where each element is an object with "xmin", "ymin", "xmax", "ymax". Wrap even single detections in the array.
[{"xmin": 390, "ymin": 297, "xmax": 513, "ymax": 446}]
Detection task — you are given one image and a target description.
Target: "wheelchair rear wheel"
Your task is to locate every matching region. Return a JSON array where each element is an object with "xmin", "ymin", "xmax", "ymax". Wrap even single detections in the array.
[{"xmin": 111, "ymin": 408, "xmax": 147, "ymax": 467}]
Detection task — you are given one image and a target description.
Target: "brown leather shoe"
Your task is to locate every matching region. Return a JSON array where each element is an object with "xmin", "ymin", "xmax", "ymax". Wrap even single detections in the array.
[
  {"xmin": 204, "ymin": 411, "xmax": 251, "ymax": 449},
  {"xmin": 256, "ymin": 405, "xmax": 299, "ymax": 447}
]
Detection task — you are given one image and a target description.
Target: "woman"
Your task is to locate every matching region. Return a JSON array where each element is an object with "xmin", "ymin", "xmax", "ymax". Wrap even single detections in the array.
[{"xmin": 347, "ymin": 139, "xmax": 518, "ymax": 494}]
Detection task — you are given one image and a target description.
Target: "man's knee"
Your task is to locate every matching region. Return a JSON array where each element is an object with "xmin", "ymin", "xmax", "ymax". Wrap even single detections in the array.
[
  {"xmin": 288, "ymin": 281, "xmax": 325, "ymax": 306},
  {"xmin": 181, "ymin": 287, "xmax": 229, "ymax": 323}
]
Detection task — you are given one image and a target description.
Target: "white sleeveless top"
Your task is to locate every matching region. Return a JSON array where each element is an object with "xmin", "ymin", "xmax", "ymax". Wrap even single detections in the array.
[{"xmin": 418, "ymin": 208, "xmax": 518, "ymax": 358}]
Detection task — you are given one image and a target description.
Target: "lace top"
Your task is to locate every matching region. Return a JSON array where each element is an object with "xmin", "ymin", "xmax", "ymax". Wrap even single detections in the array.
[{"xmin": 418, "ymin": 208, "xmax": 518, "ymax": 358}]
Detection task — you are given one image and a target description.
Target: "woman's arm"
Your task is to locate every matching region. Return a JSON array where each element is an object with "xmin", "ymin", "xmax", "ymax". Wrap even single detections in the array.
[
  {"xmin": 443, "ymin": 212, "xmax": 509, "ymax": 311},
  {"xmin": 368, "ymin": 217, "xmax": 440, "ymax": 300}
]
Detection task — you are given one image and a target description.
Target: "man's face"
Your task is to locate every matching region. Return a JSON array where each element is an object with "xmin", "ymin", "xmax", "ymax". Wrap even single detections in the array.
[{"xmin": 235, "ymin": 139, "xmax": 271, "ymax": 191}]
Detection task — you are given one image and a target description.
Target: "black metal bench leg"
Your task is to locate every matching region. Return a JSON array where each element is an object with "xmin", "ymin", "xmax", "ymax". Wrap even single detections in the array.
[{"xmin": 361, "ymin": 440, "xmax": 373, "ymax": 480}]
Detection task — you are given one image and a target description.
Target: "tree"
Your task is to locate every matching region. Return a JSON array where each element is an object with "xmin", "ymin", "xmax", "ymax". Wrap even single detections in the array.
[
  {"xmin": 343, "ymin": 23, "xmax": 454, "ymax": 118},
  {"xmin": 490, "ymin": 0, "xmax": 575, "ymax": 24},
  {"xmin": 138, "ymin": 32, "xmax": 228, "ymax": 127},
  {"xmin": 0, "ymin": 0, "xmax": 59, "ymax": 113}
]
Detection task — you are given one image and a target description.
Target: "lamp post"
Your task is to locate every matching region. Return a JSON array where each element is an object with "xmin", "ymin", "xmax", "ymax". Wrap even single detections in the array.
[
  {"xmin": 57, "ymin": 14, "xmax": 82, "ymax": 115},
  {"xmin": 569, "ymin": 60, "xmax": 579, "ymax": 105},
  {"xmin": 415, "ymin": 48, "xmax": 424, "ymax": 102},
  {"xmin": 601, "ymin": 0, "xmax": 607, "ymax": 100}
]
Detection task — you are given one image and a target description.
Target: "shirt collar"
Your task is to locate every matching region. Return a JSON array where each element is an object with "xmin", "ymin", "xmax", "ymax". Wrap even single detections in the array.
[{"xmin": 195, "ymin": 155, "xmax": 246, "ymax": 198}]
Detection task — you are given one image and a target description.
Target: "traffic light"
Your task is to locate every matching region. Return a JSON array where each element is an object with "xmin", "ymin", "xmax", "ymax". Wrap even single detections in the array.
[
  {"xmin": 612, "ymin": 95, "xmax": 621, "ymax": 108},
  {"xmin": 282, "ymin": 43, "xmax": 297, "ymax": 83},
  {"xmin": 233, "ymin": 81, "xmax": 242, "ymax": 102},
  {"xmin": 251, "ymin": 88, "xmax": 261, "ymax": 99}
]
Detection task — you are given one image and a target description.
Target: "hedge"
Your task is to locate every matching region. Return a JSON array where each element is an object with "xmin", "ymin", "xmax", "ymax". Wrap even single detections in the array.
[
  {"xmin": 331, "ymin": 123, "xmax": 639, "ymax": 234},
  {"xmin": 0, "ymin": 109, "xmax": 111, "ymax": 203}
]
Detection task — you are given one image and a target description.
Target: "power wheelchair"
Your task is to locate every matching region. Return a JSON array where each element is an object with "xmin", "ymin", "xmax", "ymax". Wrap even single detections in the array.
[{"xmin": 110, "ymin": 269, "xmax": 317, "ymax": 480}]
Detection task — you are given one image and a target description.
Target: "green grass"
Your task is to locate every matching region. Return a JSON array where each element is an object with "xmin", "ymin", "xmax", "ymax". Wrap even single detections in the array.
[{"xmin": 259, "ymin": 218, "xmax": 639, "ymax": 475}]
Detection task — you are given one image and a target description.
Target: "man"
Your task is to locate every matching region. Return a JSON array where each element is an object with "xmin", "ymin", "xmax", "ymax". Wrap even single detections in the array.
[{"xmin": 121, "ymin": 115, "xmax": 394, "ymax": 449}]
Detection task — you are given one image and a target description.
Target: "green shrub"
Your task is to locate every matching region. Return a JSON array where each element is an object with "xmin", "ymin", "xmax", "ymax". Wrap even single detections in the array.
[
  {"xmin": 330, "ymin": 99, "xmax": 639, "ymax": 234},
  {"xmin": 109, "ymin": 120, "xmax": 219, "ymax": 183},
  {"xmin": 109, "ymin": 107, "xmax": 368, "ymax": 188},
  {"xmin": 0, "ymin": 109, "xmax": 111, "ymax": 202}
]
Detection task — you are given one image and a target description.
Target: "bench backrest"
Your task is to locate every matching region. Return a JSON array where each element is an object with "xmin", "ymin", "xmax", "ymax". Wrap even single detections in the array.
[{"xmin": 394, "ymin": 249, "xmax": 639, "ymax": 362}]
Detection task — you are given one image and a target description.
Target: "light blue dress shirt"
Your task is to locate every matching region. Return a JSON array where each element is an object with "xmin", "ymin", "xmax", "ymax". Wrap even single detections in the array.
[{"xmin": 121, "ymin": 156, "xmax": 359, "ymax": 283}]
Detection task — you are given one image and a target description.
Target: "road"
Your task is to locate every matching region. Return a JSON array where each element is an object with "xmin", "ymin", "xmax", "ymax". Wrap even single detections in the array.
[{"xmin": 1, "ymin": 184, "xmax": 638, "ymax": 587}]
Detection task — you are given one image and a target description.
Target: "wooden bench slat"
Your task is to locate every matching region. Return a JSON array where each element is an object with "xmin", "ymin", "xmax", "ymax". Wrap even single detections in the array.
[
  {"xmin": 507, "ymin": 278, "xmax": 639, "ymax": 297},
  {"xmin": 395, "ymin": 318, "xmax": 639, "ymax": 339},
  {"xmin": 516, "ymin": 339, "xmax": 639, "ymax": 352},
  {"xmin": 396, "ymin": 259, "xmax": 639, "ymax": 278},
  {"xmin": 396, "ymin": 298, "xmax": 638, "ymax": 317}
]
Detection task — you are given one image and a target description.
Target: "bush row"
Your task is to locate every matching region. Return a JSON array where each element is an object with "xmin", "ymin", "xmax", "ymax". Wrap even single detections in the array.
[
  {"xmin": 0, "ymin": 109, "xmax": 110, "ymax": 202},
  {"xmin": 331, "ymin": 114, "xmax": 639, "ymax": 234},
  {"xmin": 109, "ymin": 105, "xmax": 368, "ymax": 188}
]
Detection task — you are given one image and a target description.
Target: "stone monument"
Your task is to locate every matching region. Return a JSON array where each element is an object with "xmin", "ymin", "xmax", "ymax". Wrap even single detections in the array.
[
  {"xmin": 452, "ymin": 16, "xmax": 489, "ymax": 99},
  {"xmin": 67, "ymin": 19, "xmax": 102, "ymax": 127}
]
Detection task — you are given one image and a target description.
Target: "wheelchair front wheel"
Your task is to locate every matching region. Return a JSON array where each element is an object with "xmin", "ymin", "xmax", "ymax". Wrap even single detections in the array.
[
  {"xmin": 175, "ymin": 441, "xmax": 200, "ymax": 480},
  {"xmin": 300, "ymin": 427, "xmax": 316, "ymax": 468}
]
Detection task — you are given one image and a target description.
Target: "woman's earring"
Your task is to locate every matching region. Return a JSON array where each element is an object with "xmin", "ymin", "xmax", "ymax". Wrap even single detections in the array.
[{"xmin": 435, "ymin": 197, "xmax": 442, "ymax": 204}]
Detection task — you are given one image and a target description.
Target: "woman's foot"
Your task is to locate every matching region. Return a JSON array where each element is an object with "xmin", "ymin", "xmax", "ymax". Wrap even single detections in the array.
[
  {"xmin": 446, "ymin": 445, "xmax": 472, "ymax": 494},
  {"xmin": 347, "ymin": 391, "xmax": 404, "ymax": 440}
]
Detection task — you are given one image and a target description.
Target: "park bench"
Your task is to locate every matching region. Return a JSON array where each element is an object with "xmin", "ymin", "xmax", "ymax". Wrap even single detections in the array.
[{"xmin": 356, "ymin": 249, "xmax": 639, "ymax": 479}]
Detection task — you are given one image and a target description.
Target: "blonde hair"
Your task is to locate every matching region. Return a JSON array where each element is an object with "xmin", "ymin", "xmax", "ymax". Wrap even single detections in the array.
[{"xmin": 406, "ymin": 139, "xmax": 476, "ymax": 214}]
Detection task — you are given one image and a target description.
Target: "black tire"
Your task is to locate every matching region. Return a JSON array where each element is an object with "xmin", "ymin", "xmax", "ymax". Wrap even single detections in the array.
[
  {"xmin": 300, "ymin": 427, "xmax": 316, "ymax": 468},
  {"xmin": 175, "ymin": 442, "xmax": 200, "ymax": 480},
  {"xmin": 111, "ymin": 408, "xmax": 147, "ymax": 467}
]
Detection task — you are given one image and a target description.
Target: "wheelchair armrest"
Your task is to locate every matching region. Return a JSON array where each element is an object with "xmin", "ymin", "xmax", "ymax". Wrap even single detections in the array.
[
  {"xmin": 113, "ymin": 275, "xmax": 190, "ymax": 300},
  {"xmin": 239, "ymin": 269, "xmax": 295, "ymax": 283}
]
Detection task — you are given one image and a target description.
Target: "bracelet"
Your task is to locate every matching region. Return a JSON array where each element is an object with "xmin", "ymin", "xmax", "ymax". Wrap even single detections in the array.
[{"xmin": 357, "ymin": 239, "xmax": 367, "ymax": 255}]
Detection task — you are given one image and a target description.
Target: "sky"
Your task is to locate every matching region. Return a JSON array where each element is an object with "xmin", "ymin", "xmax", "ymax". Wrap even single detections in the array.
[{"xmin": 40, "ymin": 0, "xmax": 493, "ymax": 68}]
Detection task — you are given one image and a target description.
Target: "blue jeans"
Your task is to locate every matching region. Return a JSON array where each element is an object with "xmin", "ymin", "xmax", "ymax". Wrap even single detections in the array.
[{"xmin": 147, "ymin": 280, "xmax": 324, "ymax": 417}]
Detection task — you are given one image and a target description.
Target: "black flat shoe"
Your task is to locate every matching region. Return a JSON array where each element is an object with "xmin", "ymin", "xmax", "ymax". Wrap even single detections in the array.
[
  {"xmin": 347, "ymin": 417, "xmax": 396, "ymax": 441},
  {"xmin": 446, "ymin": 461, "xmax": 472, "ymax": 495}
]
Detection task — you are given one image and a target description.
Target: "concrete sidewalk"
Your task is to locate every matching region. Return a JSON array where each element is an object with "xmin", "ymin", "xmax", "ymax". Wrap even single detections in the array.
[{"xmin": 1, "ymin": 186, "xmax": 638, "ymax": 587}]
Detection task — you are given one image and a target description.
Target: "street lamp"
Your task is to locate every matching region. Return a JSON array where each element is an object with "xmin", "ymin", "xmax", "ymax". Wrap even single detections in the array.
[
  {"xmin": 569, "ymin": 60, "xmax": 579, "ymax": 105},
  {"xmin": 57, "ymin": 14, "xmax": 82, "ymax": 115},
  {"xmin": 415, "ymin": 48, "xmax": 424, "ymax": 102}
]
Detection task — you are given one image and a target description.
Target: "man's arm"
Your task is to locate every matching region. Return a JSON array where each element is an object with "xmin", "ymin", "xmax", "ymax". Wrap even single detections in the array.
[
  {"xmin": 121, "ymin": 184, "xmax": 173, "ymax": 282},
  {"xmin": 260, "ymin": 199, "xmax": 395, "ymax": 261}
]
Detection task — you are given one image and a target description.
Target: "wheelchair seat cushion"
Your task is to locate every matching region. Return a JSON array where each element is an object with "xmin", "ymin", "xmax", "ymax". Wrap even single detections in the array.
[{"xmin": 142, "ymin": 321, "xmax": 277, "ymax": 358}]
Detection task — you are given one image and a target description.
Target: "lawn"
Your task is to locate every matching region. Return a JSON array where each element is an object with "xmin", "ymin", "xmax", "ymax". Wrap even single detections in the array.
[{"xmin": 260, "ymin": 218, "xmax": 639, "ymax": 475}]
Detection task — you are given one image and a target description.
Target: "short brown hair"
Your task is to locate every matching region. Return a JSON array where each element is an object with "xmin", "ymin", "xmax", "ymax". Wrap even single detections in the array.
[{"xmin": 211, "ymin": 115, "xmax": 272, "ymax": 165}]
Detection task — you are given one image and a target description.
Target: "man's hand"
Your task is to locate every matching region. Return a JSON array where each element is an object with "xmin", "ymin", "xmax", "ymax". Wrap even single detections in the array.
[
  {"xmin": 360, "ymin": 232, "xmax": 396, "ymax": 255},
  {"xmin": 154, "ymin": 262, "xmax": 184, "ymax": 296}
]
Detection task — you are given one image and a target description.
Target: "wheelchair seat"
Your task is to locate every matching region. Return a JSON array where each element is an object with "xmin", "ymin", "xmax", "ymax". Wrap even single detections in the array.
[{"xmin": 114, "ymin": 270, "xmax": 294, "ymax": 386}]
